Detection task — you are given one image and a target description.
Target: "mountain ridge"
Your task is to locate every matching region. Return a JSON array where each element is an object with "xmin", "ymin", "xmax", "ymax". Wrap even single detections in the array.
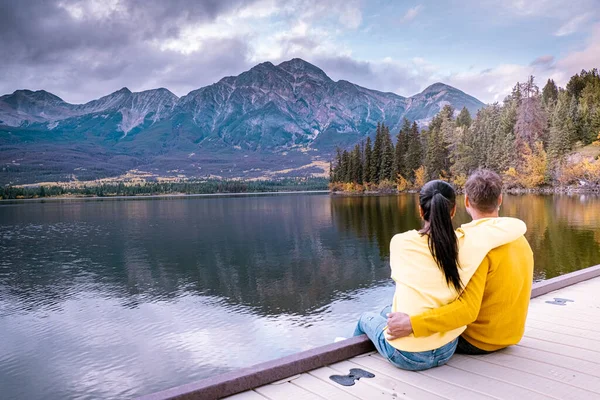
[{"xmin": 0, "ymin": 58, "xmax": 485, "ymax": 184}]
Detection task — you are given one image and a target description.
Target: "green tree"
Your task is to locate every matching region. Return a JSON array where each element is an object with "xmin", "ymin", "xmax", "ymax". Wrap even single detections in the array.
[
  {"xmin": 364, "ymin": 137, "xmax": 373, "ymax": 183},
  {"xmin": 569, "ymin": 94, "xmax": 583, "ymax": 142},
  {"xmin": 497, "ymin": 100, "xmax": 518, "ymax": 171},
  {"xmin": 351, "ymin": 144, "xmax": 363, "ymax": 183},
  {"xmin": 394, "ymin": 119, "xmax": 410, "ymax": 179},
  {"xmin": 579, "ymin": 77, "xmax": 600, "ymax": 144},
  {"xmin": 456, "ymin": 107, "xmax": 472, "ymax": 128},
  {"xmin": 379, "ymin": 124, "xmax": 395, "ymax": 182},
  {"xmin": 341, "ymin": 150, "xmax": 351, "ymax": 182},
  {"xmin": 370, "ymin": 123, "xmax": 383, "ymax": 183},
  {"xmin": 542, "ymin": 79, "xmax": 558, "ymax": 106},
  {"xmin": 332, "ymin": 148, "xmax": 343, "ymax": 182},
  {"xmin": 548, "ymin": 90, "xmax": 576, "ymax": 162},
  {"xmin": 406, "ymin": 122, "xmax": 423, "ymax": 180}
]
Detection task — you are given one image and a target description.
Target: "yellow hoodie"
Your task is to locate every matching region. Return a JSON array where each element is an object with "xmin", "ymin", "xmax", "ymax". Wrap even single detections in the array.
[{"xmin": 387, "ymin": 217, "xmax": 527, "ymax": 352}]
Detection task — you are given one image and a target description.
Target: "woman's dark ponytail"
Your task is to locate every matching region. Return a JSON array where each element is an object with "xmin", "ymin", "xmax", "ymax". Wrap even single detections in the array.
[{"xmin": 419, "ymin": 180, "xmax": 461, "ymax": 292}]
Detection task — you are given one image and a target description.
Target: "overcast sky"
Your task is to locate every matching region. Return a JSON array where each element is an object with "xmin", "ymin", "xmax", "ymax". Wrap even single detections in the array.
[{"xmin": 1, "ymin": 0, "xmax": 598, "ymax": 104}]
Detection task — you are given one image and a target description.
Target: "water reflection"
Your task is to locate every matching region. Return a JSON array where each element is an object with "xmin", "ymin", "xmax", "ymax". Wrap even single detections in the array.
[{"xmin": 0, "ymin": 193, "xmax": 599, "ymax": 399}]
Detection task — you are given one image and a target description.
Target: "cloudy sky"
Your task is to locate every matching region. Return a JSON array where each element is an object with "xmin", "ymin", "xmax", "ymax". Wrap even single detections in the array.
[{"xmin": 1, "ymin": 0, "xmax": 599, "ymax": 104}]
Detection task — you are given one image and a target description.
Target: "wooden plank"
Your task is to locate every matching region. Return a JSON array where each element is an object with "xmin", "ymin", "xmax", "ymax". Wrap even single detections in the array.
[
  {"xmin": 223, "ymin": 390, "xmax": 269, "ymax": 399},
  {"xmin": 291, "ymin": 374, "xmax": 361, "ymax": 400},
  {"xmin": 526, "ymin": 319, "xmax": 600, "ymax": 338},
  {"xmin": 350, "ymin": 354, "xmax": 493, "ymax": 400},
  {"xmin": 328, "ymin": 360, "xmax": 445, "ymax": 400},
  {"xmin": 500, "ymin": 345, "xmax": 600, "ymax": 377},
  {"xmin": 308, "ymin": 366, "xmax": 401, "ymax": 400},
  {"xmin": 525, "ymin": 307, "xmax": 600, "ymax": 324},
  {"xmin": 530, "ymin": 265, "xmax": 600, "ymax": 298},
  {"xmin": 473, "ymin": 352, "xmax": 600, "ymax": 393},
  {"xmin": 526, "ymin": 314, "xmax": 600, "ymax": 332},
  {"xmin": 532, "ymin": 295, "xmax": 600, "ymax": 309},
  {"xmin": 447, "ymin": 355, "xmax": 597, "ymax": 399},
  {"xmin": 517, "ymin": 337, "xmax": 600, "ymax": 364},
  {"xmin": 528, "ymin": 302, "xmax": 600, "ymax": 318},
  {"xmin": 255, "ymin": 381, "xmax": 325, "ymax": 400},
  {"xmin": 418, "ymin": 362, "xmax": 548, "ymax": 400},
  {"xmin": 524, "ymin": 327, "xmax": 600, "ymax": 352}
]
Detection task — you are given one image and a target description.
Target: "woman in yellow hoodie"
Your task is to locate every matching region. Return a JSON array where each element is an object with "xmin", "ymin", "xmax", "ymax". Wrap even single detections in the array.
[{"xmin": 353, "ymin": 179, "xmax": 525, "ymax": 371}]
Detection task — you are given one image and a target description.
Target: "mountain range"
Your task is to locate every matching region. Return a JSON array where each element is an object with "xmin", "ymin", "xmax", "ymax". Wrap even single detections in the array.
[{"xmin": 0, "ymin": 58, "xmax": 484, "ymax": 185}]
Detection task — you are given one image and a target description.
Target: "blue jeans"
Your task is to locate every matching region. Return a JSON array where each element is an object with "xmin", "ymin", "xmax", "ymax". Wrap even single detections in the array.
[{"xmin": 353, "ymin": 305, "xmax": 458, "ymax": 371}]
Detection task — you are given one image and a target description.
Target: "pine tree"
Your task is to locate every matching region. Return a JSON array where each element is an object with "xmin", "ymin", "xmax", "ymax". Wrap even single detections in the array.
[
  {"xmin": 332, "ymin": 148, "xmax": 343, "ymax": 182},
  {"xmin": 453, "ymin": 124, "xmax": 477, "ymax": 175},
  {"xmin": 542, "ymin": 79, "xmax": 559, "ymax": 106},
  {"xmin": 425, "ymin": 128, "xmax": 442, "ymax": 179},
  {"xmin": 364, "ymin": 137, "xmax": 373, "ymax": 183},
  {"xmin": 510, "ymin": 82, "xmax": 523, "ymax": 107},
  {"xmin": 379, "ymin": 124, "xmax": 394, "ymax": 182},
  {"xmin": 341, "ymin": 150, "xmax": 351, "ymax": 182},
  {"xmin": 548, "ymin": 91, "xmax": 575, "ymax": 163},
  {"xmin": 370, "ymin": 123, "xmax": 383, "ymax": 183},
  {"xmin": 406, "ymin": 122, "xmax": 423, "ymax": 180},
  {"xmin": 351, "ymin": 144, "xmax": 363, "ymax": 183},
  {"xmin": 497, "ymin": 100, "xmax": 518, "ymax": 171},
  {"xmin": 394, "ymin": 119, "xmax": 410, "ymax": 179},
  {"xmin": 569, "ymin": 94, "xmax": 583, "ymax": 142},
  {"xmin": 456, "ymin": 107, "xmax": 472, "ymax": 128}
]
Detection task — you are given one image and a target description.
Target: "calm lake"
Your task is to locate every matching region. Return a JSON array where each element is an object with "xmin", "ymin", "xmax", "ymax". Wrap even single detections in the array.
[{"xmin": 1, "ymin": 193, "xmax": 599, "ymax": 399}]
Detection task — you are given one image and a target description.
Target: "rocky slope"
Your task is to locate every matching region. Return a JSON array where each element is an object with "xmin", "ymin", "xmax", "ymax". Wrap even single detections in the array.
[{"xmin": 0, "ymin": 58, "xmax": 484, "ymax": 184}]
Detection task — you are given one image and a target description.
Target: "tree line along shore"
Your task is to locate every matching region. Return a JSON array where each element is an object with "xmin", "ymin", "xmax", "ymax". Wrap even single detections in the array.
[
  {"xmin": 330, "ymin": 69, "xmax": 600, "ymax": 193},
  {"xmin": 0, "ymin": 178, "xmax": 329, "ymax": 200}
]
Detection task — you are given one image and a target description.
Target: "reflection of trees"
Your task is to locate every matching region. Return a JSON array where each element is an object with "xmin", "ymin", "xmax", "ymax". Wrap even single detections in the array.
[
  {"xmin": 1, "ymin": 196, "xmax": 391, "ymax": 317},
  {"xmin": 330, "ymin": 195, "xmax": 422, "ymax": 258},
  {"xmin": 497, "ymin": 194, "xmax": 600, "ymax": 279},
  {"xmin": 2, "ymin": 194, "xmax": 599, "ymax": 317}
]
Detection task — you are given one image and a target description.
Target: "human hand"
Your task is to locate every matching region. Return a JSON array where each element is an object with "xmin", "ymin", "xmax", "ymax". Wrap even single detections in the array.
[{"xmin": 385, "ymin": 312, "xmax": 413, "ymax": 340}]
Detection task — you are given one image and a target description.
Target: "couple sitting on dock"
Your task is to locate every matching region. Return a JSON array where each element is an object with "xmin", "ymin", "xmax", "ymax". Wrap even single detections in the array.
[{"xmin": 354, "ymin": 169, "xmax": 534, "ymax": 371}]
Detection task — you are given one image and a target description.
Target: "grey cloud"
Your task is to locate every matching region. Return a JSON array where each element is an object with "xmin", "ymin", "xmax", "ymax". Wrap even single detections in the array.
[
  {"xmin": 313, "ymin": 56, "xmax": 424, "ymax": 96},
  {"xmin": 530, "ymin": 55, "xmax": 555, "ymax": 67},
  {"xmin": 1, "ymin": 38, "xmax": 252, "ymax": 103},
  {"xmin": 0, "ymin": 0, "xmax": 258, "ymax": 102},
  {"xmin": 0, "ymin": 0, "xmax": 428, "ymax": 103},
  {"xmin": 0, "ymin": 0, "xmax": 255, "ymax": 58}
]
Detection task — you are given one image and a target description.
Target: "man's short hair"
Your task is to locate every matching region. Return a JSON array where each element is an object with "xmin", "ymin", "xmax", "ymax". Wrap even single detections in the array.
[{"xmin": 465, "ymin": 169, "xmax": 503, "ymax": 213}]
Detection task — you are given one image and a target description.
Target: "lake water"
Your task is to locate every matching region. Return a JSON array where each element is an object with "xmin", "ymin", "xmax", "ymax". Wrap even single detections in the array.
[{"xmin": 1, "ymin": 193, "xmax": 599, "ymax": 399}]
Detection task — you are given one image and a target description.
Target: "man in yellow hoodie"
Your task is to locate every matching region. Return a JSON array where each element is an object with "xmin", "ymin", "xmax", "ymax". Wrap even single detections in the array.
[{"xmin": 385, "ymin": 169, "xmax": 534, "ymax": 354}]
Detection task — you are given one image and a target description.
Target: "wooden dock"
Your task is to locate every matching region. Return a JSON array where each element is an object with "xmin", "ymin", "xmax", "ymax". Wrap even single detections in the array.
[
  {"xmin": 226, "ymin": 274, "xmax": 600, "ymax": 400},
  {"xmin": 138, "ymin": 265, "xmax": 600, "ymax": 400}
]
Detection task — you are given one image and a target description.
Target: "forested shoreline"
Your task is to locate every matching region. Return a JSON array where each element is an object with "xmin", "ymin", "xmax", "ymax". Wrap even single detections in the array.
[
  {"xmin": 0, "ymin": 178, "xmax": 329, "ymax": 200},
  {"xmin": 330, "ymin": 69, "xmax": 600, "ymax": 193}
]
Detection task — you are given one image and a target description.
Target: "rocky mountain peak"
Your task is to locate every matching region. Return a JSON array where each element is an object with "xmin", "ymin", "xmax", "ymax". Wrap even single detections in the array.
[
  {"xmin": 116, "ymin": 87, "xmax": 132, "ymax": 95},
  {"xmin": 3, "ymin": 89, "xmax": 65, "ymax": 105},
  {"xmin": 421, "ymin": 82, "xmax": 453, "ymax": 93},
  {"xmin": 278, "ymin": 58, "xmax": 330, "ymax": 82}
]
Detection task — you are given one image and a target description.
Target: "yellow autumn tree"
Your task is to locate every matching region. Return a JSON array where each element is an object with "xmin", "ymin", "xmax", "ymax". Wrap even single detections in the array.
[
  {"xmin": 396, "ymin": 174, "xmax": 410, "ymax": 192},
  {"xmin": 519, "ymin": 142, "xmax": 548, "ymax": 188},
  {"xmin": 561, "ymin": 159, "xmax": 600, "ymax": 186},
  {"xmin": 452, "ymin": 173, "xmax": 468, "ymax": 190},
  {"xmin": 413, "ymin": 166, "xmax": 428, "ymax": 189},
  {"xmin": 593, "ymin": 131, "xmax": 600, "ymax": 147}
]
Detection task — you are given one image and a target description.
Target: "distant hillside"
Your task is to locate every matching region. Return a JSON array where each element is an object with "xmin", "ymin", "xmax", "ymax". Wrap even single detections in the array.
[{"xmin": 0, "ymin": 58, "xmax": 484, "ymax": 185}]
